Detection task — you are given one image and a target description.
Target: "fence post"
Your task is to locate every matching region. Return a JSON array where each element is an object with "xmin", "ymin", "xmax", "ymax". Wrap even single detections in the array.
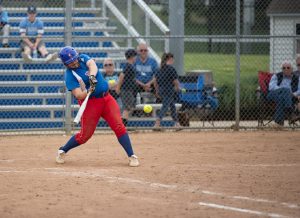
[
  {"xmin": 127, "ymin": 0, "xmax": 133, "ymax": 48},
  {"xmin": 169, "ymin": 0, "xmax": 184, "ymax": 75},
  {"xmin": 64, "ymin": 0, "xmax": 73, "ymax": 134},
  {"xmin": 235, "ymin": 0, "xmax": 241, "ymax": 130}
]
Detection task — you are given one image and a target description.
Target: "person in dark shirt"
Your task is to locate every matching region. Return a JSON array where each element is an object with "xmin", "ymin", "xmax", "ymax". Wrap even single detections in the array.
[
  {"xmin": 154, "ymin": 52, "xmax": 181, "ymax": 128},
  {"xmin": 116, "ymin": 49, "xmax": 138, "ymax": 126}
]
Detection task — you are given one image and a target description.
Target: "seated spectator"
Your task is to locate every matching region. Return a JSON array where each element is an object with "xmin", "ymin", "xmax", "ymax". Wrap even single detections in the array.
[
  {"xmin": 294, "ymin": 56, "xmax": 300, "ymax": 77},
  {"xmin": 116, "ymin": 49, "xmax": 138, "ymax": 126},
  {"xmin": 0, "ymin": 4, "xmax": 10, "ymax": 47},
  {"xmin": 134, "ymin": 42, "xmax": 158, "ymax": 95},
  {"xmin": 102, "ymin": 57, "xmax": 123, "ymax": 111},
  {"xmin": 19, "ymin": 6, "xmax": 57, "ymax": 62},
  {"xmin": 267, "ymin": 60, "xmax": 300, "ymax": 127},
  {"xmin": 154, "ymin": 52, "xmax": 181, "ymax": 128}
]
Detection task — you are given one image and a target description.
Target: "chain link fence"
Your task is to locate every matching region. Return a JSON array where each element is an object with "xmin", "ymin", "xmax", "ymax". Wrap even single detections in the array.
[{"xmin": 0, "ymin": 0, "xmax": 299, "ymax": 133}]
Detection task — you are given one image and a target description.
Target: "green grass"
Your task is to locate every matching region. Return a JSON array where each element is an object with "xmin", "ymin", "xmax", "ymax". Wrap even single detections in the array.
[
  {"xmin": 184, "ymin": 53, "xmax": 270, "ymax": 111},
  {"xmin": 184, "ymin": 53, "xmax": 269, "ymax": 86}
]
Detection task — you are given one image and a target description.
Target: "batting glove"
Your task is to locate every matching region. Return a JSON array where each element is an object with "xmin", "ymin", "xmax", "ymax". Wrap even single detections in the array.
[{"xmin": 89, "ymin": 75, "xmax": 97, "ymax": 93}]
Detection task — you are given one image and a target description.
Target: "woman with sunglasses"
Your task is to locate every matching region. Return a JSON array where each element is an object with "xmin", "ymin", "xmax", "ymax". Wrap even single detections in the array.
[{"xmin": 55, "ymin": 46, "xmax": 139, "ymax": 167}]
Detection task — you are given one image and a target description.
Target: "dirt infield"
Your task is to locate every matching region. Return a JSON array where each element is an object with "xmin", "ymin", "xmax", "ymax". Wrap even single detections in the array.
[{"xmin": 0, "ymin": 131, "xmax": 299, "ymax": 218}]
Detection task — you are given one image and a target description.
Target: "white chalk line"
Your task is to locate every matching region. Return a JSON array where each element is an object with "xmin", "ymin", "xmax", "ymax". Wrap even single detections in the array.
[
  {"xmin": 198, "ymin": 164, "xmax": 300, "ymax": 168},
  {"xmin": 0, "ymin": 167, "xmax": 299, "ymax": 211},
  {"xmin": 198, "ymin": 202, "xmax": 291, "ymax": 218},
  {"xmin": 201, "ymin": 191, "xmax": 299, "ymax": 209},
  {"xmin": 0, "ymin": 159, "xmax": 15, "ymax": 163}
]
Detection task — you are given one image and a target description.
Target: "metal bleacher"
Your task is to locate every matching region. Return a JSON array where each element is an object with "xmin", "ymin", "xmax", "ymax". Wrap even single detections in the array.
[{"xmin": 0, "ymin": 7, "xmax": 127, "ymax": 131}]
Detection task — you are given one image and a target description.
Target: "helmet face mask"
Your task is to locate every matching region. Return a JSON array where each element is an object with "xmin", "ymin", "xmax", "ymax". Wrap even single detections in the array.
[{"xmin": 59, "ymin": 46, "xmax": 79, "ymax": 67}]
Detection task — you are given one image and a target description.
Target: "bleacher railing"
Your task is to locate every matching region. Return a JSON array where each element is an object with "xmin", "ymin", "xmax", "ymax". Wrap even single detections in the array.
[{"xmin": 102, "ymin": 0, "xmax": 170, "ymax": 63}]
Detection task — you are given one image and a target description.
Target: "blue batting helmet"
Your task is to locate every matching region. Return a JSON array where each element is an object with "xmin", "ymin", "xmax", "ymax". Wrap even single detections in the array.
[{"xmin": 59, "ymin": 46, "xmax": 79, "ymax": 65}]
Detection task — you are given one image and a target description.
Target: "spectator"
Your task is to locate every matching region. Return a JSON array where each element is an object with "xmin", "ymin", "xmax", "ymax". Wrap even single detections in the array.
[
  {"xmin": 102, "ymin": 57, "xmax": 123, "ymax": 111},
  {"xmin": 267, "ymin": 60, "xmax": 300, "ymax": 127},
  {"xmin": 154, "ymin": 52, "xmax": 181, "ymax": 128},
  {"xmin": 19, "ymin": 6, "xmax": 57, "ymax": 62},
  {"xmin": 134, "ymin": 42, "xmax": 158, "ymax": 95},
  {"xmin": 294, "ymin": 56, "xmax": 300, "ymax": 77},
  {"xmin": 0, "ymin": 4, "xmax": 10, "ymax": 47},
  {"xmin": 116, "ymin": 49, "xmax": 138, "ymax": 126}
]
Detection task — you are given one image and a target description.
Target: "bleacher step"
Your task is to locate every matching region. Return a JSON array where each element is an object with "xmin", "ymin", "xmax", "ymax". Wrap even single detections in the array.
[
  {"xmin": 0, "ymin": 81, "xmax": 64, "ymax": 86},
  {"xmin": 0, "ymin": 93, "xmax": 65, "ymax": 99},
  {"xmin": 0, "ymin": 57, "xmax": 125, "ymax": 64},
  {"xmin": 3, "ymin": 7, "xmax": 102, "ymax": 13},
  {"xmin": 8, "ymin": 35, "xmax": 127, "ymax": 42},
  {"xmin": 9, "ymin": 17, "xmax": 109, "ymax": 22},
  {"xmin": 0, "ymin": 68, "xmax": 123, "ymax": 75},
  {"xmin": 0, "ymin": 104, "xmax": 78, "ymax": 111},
  {"xmin": 0, "ymin": 47, "xmax": 128, "ymax": 54},
  {"xmin": 0, "ymin": 69, "xmax": 63, "ymax": 74},
  {"xmin": 10, "ymin": 26, "xmax": 117, "ymax": 33}
]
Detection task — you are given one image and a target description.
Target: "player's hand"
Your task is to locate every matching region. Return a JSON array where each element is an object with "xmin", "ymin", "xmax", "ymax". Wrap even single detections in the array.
[
  {"xmin": 89, "ymin": 75, "xmax": 97, "ymax": 86},
  {"xmin": 89, "ymin": 75, "xmax": 97, "ymax": 93},
  {"xmin": 88, "ymin": 86, "xmax": 95, "ymax": 93}
]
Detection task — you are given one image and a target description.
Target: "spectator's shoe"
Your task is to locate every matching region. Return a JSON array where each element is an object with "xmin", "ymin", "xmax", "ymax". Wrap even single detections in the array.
[
  {"xmin": 174, "ymin": 122, "xmax": 183, "ymax": 131},
  {"xmin": 22, "ymin": 53, "xmax": 33, "ymax": 62},
  {"xmin": 129, "ymin": 154, "xmax": 139, "ymax": 167},
  {"xmin": 153, "ymin": 121, "xmax": 162, "ymax": 131},
  {"xmin": 268, "ymin": 122, "xmax": 284, "ymax": 130},
  {"xmin": 2, "ymin": 43, "xmax": 9, "ymax": 48},
  {"xmin": 290, "ymin": 113, "xmax": 300, "ymax": 124},
  {"xmin": 45, "ymin": 52, "xmax": 58, "ymax": 62},
  {"xmin": 56, "ymin": 150, "xmax": 66, "ymax": 164}
]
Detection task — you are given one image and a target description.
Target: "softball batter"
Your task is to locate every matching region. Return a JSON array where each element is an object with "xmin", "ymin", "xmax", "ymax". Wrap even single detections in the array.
[{"xmin": 55, "ymin": 46, "xmax": 139, "ymax": 167}]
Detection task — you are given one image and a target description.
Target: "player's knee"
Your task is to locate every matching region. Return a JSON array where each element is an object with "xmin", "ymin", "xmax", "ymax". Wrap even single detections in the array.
[
  {"xmin": 76, "ymin": 131, "xmax": 93, "ymax": 144},
  {"xmin": 114, "ymin": 122, "xmax": 126, "ymax": 138}
]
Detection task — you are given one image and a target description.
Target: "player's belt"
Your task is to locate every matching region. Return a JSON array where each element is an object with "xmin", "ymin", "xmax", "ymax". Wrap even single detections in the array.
[{"xmin": 90, "ymin": 91, "xmax": 109, "ymax": 99}]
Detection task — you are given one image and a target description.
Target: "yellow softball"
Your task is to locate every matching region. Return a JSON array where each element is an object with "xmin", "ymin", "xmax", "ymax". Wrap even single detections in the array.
[
  {"xmin": 143, "ymin": 104, "xmax": 153, "ymax": 113},
  {"xmin": 108, "ymin": 80, "xmax": 116, "ymax": 85}
]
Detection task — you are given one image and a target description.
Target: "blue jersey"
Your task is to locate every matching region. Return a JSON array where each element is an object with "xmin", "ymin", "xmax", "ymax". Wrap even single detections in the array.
[
  {"xmin": 65, "ymin": 54, "xmax": 109, "ymax": 98},
  {"xmin": 19, "ymin": 17, "xmax": 44, "ymax": 37},
  {"xmin": 0, "ymin": 11, "xmax": 9, "ymax": 24},
  {"xmin": 134, "ymin": 56, "xmax": 158, "ymax": 83}
]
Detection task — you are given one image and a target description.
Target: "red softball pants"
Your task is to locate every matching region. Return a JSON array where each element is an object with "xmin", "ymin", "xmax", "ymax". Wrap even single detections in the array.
[{"xmin": 75, "ymin": 94, "xmax": 126, "ymax": 144}]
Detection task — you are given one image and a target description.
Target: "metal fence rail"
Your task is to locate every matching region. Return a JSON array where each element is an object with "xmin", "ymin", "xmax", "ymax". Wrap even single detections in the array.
[{"xmin": 0, "ymin": 0, "xmax": 299, "ymax": 134}]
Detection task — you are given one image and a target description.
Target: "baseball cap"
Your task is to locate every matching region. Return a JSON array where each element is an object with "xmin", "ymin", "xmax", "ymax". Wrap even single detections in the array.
[
  {"xmin": 27, "ymin": 6, "xmax": 36, "ymax": 14},
  {"xmin": 125, "ymin": 49, "xmax": 137, "ymax": 59}
]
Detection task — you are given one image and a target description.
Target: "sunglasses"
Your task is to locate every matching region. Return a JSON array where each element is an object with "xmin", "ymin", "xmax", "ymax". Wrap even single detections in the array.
[
  {"xmin": 104, "ymin": 63, "xmax": 113, "ymax": 67},
  {"xmin": 139, "ymin": 49, "xmax": 148, "ymax": 52},
  {"xmin": 282, "ymin": 67, "xmax": 291, "ymax": 70}
]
